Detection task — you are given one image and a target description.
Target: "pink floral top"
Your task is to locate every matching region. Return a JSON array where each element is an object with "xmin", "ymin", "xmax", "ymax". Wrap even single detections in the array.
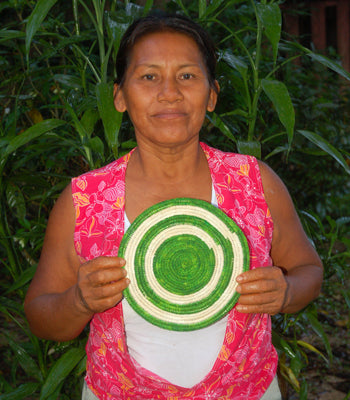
[{"xmin": 71, "ymin": 143, "xmax": 278, "ymax": 399}]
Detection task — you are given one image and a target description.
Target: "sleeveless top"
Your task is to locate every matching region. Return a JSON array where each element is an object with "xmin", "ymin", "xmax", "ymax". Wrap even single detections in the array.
[{"xmin": 71, "ymin": 142, "xmax": 278, "ymax": 400}]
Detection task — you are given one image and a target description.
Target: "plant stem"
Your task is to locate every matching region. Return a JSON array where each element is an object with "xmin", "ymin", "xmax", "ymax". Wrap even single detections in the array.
[
  {"xmin": 73, "ymin": 0, "xmax": 80, "ymax": 36},
  {"xmin": 0, "ymin": 200, "xmax": 20, "ymax": 280},
  {"xmin": 92, "ymin": 0, "xmax": 107, "ymax": 82},
  {"xmin": 248, "ymin": 0, "xmax": 263, "ymax": 142}
]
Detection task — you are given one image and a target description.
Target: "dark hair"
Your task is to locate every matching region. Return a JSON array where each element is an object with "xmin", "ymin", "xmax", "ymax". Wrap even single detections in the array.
[{"xmin": 115, "ymin": 14, "xmax": 218, "ymax": 92}]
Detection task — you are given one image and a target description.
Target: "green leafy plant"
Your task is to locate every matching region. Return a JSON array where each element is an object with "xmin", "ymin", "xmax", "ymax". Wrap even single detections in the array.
[{"xmin": 1, "ymin": 0, "xmax": 349, "ymax": 399}]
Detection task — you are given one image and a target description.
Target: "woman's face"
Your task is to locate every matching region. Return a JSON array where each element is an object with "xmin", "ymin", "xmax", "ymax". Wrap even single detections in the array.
[{"xmin": 114, "ymin": 31, "xmax": 218, "ymax": 149}]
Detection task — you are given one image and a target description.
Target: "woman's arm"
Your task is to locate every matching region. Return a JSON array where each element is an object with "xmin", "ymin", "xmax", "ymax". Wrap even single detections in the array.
[
  {"xmin": 236, "ymin": 161, "xmax": 323, "ymax": 315},
  {"xmin": 24, "ymin": 184, "xmax": 129, "ymax": 341}
]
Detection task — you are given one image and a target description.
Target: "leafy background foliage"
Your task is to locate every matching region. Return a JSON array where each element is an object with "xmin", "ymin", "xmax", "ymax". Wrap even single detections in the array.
[{"xmin": 0, "ymin": 0, "xmax": 349, "ymax": 399}]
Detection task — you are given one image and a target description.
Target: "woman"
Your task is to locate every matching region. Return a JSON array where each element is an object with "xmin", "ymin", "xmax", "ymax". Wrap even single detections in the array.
[{"xmin": 24, "ymin": 14, "xmax": 323, "ymax": 400}]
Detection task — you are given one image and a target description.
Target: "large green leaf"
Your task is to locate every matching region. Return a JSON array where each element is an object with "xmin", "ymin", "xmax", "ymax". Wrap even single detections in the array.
[
  {"xmin": 6, "ymin": 335, "xmax": 43, "ymax": 382},
  {"xmin": 306, "ymin": 309, "xmax": 333, "ymax": 362},
  {"xmin": 6, "ymin": 183, "xmax": 26, "ymax": 220},
  {"xmin": 307, "ymin": 53, "xmax": 350, "ymax": 82},
  {"xmin": 261, "ymin": 79, "xmax": 295, "ymax": 146},
  {"xmin": 62, "ymin": 100, "xmax": 88, "ymax": 141},
  {"xmin": 25, "ymin": 0, "xmax": 58, "ymax": 57},
  {"xmin": 142, "ymin": 0, "xmax": 154, "ymax": 16},
  {"xmin": 96, "ymin": 82, "xmax": 123, "ymax": 158},
  {"xmin": 202, "ymin": 0, "xmax": 225, "ymax": 18},
  {"xmin": 296, "ymin": 340, "xmax": 328, "ymax": 363},
  {"xmin": 53, "ymin": 74, "xmax": 83, "ymax": 89},
  {"xmin": 299, "ymin": 381, "xmax": 308, "ymax": 400},
  {"xmin": 87, "ymin": 136, "xmax": 105, "ymax": 160},
  {"xmin": 106, "ymin": 11, "xmax": 133, "ymax": 54},
  {"xmin": 207, "ymin": 112, "xmax": 237, "ymax": 143},
  {"xmin": 264, "ymin": 144, "xmax": 289, "ymax": 160},
  {"xmin": 0, "ymin": 29, "xmax": 25, "ymax": 43},
  {"xmin": 256, "ymin": 3, "xmax": 281, "ymax": 63},
  {"xmin": 171, "ymin": 0, "xmax": 190, "ymax": 16},
  {"xmin": 272, "ymin": 331, "xmax": 297, "ymax": 359},
  {"xmin": 281, "ymin": 41, "xmax": 350, "ymax": 81},
  {"xmin": 0, "ymin": 383, "xmax": 40, "ymax": 400},
  {"xmin": 4, "ymin": 265, "xmax": 37, "ymax": 294},
  {"xmin": 80, "ymin": 109, "xmax": 100, "ymax": 137},
  {"xmin": 75, "ymin": 354, "xmax": 88, "ymax": 377},
  {"xmin": 125, "ymin": 2, "xmax": 144, "ymax": 17},
  {"xmin": 237, "ymin": 140, "xmax": 261, "ymax": 158},
  {"xmin": 3, "ymin": 119, "xmax": 65, "ymax": 158},
  {"xmin": 220, "ymin": 49, "xmax": 248, "ymax": 79},
  {"xmin": 298, "ymin": 130, "xmax": 350, "ymax": 174},
  {"xmin": 199, "ymin": 0, "xmax": 207, "ymax": 18},
  {"xmin": 40, "ymin": 347, "xmax": 85, "ymax": 400}
]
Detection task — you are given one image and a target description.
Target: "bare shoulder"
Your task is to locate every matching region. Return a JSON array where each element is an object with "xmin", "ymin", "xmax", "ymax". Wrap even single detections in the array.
[
  {"xmin": 257, "ymin": 159, "xmax": 299, "ymax": 221},
  {"xmin": 257, "ymin": 160, "xmax": 290, "ymax": 203},
  {"xmin": 25, "ymin": 184, "xmax": 80, "ymax": 303}
]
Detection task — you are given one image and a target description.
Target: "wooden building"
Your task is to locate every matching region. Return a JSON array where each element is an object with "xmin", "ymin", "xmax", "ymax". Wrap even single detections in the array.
[{"xmin": 282, "ymin": 0, "xmax": 350, "ymax": 71}]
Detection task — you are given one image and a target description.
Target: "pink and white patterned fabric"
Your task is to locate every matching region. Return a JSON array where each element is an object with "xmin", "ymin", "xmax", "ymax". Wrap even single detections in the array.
[{"xmin": 71, "ymin": 142, "xmax": 278, "ymax": 399}]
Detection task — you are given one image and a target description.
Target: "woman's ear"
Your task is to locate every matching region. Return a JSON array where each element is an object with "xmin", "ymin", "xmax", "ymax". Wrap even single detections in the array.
[
  {"xmin": 207, "ymin": 80, "xmax": 220, "ymax": 112},
  {"xmin": 113, "ymin": 83, "xmax": 127, "ymax": 112}
]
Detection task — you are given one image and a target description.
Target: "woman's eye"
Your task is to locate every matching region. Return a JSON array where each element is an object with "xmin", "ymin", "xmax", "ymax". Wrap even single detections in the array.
[
  {"xmin": 142, "ymin": 74, "xmax": 155, "ymax": 81},
  {"xmin": 180, "ymin": 73, "xmax": 194, "ymax": 80}
]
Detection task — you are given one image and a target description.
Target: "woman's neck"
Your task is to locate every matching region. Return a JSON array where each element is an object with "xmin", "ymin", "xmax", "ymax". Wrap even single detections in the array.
[
  {"xmin": 124, "ymin": 140, "xmax": 212, "ymax": 223},
  {"xmin": 130, "ymin": 140, "xmax": 205, "ymax": 184}
]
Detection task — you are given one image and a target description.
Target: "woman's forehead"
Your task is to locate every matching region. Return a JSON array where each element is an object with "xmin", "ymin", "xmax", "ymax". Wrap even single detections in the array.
[{"xmin": 128, "ymin": 31, "xmax": 205, "ymax": 67}]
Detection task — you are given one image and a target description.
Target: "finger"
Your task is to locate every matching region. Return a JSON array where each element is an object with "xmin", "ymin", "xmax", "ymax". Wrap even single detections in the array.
[
  {"xmin": 87, "ymin": 267, "xmax": 127, "ymax": 287},
  {"xmin": 236, "ymin": 266, "xmax": 282, "ymax": 283},
  {"xmin": 236, "ymin": 278, "xmax": 280, "ymax": 295},
  {"xmin": 237, "ymin": 285, "xmax": 287, "ymax": 315},
  {"xmin": 101, "ymin": 256, "xmax": 126, "ymax": 268},
  {"xmin": 91, "ymin": 277, "xmax": 130, "ymax": 300},
  {"xmin": 79, "ymin": 257, "xmax": 127, "ymax": 287},
  {"xmin": 236, "ymin": 302, "xmax": 281, "ymax": 315},
  {"xmin": 238, "ymin": 292, "xmax": 276, "ymax": 305}
]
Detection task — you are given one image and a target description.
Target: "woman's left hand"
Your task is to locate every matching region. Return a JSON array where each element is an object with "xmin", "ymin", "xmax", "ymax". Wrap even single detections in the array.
[
  {"xmin": 235, "ymin": 266, "xmax": 289, "ymax": 315},
  {"xmin": 234, "ymin": 160, "xmax": 323, "ymax": 316}
]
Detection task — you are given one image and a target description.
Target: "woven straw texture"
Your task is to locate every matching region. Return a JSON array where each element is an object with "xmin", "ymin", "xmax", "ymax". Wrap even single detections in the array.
[{"xmin": 119, "ymin": 198, "xmax": 249, "ymax": 331}]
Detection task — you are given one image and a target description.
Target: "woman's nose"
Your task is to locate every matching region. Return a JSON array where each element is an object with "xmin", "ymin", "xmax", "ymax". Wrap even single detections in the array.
[{"xmin": 157, "ymin": 77, "xmax": 183, "ymax": 103}]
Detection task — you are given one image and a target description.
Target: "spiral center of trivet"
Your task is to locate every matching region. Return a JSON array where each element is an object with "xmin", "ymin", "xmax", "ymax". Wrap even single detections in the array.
[{"xmin": 153, "ymin": 235, "xmax": 215, "ymax": 295}]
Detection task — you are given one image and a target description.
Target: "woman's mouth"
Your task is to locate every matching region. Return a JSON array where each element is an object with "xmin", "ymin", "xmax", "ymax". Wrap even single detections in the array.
[{"xmin": 152, "ymin": 110, "xmax": 187, "ymax": 120}]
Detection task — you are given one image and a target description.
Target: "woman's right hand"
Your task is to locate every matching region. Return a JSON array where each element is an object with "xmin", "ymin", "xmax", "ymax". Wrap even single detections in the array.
[
  {"xmin": 75, "ymin": 256, "xmax": 129, "ymax": 315},
  {"xmin": 24, "ymin": 185, "xmax": 130, "ymax": 341}
]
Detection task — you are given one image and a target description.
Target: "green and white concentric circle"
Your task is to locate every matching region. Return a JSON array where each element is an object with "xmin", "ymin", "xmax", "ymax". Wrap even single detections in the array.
[{"xmin": 119, "ymin": 198, "xmax": 249, "ymax": 331}]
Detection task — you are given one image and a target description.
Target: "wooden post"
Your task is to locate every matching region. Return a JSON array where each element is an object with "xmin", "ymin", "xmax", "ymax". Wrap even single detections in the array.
[
  {"xmin": 311, "ymin": 0, "xmax": 327, "ymax": 50},
  {"xmin": 337, "ymin": 0, "xmax": 350, "ymax": 71}
]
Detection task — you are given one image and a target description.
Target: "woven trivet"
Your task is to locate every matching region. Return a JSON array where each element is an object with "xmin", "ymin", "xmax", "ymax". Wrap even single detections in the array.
[{"xmin": 119, "ymin": 198, "xmax": 249, "ymax": 331}]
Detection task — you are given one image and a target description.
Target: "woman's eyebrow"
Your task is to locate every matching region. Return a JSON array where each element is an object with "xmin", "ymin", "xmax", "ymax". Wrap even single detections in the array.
[
  {"xmin": 134, "ymin": 63, "xmax": 160, "ymax": 69},
  {"xmin": 178, "ymin": 64, "xmax": 202, "ymax": 69}
]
